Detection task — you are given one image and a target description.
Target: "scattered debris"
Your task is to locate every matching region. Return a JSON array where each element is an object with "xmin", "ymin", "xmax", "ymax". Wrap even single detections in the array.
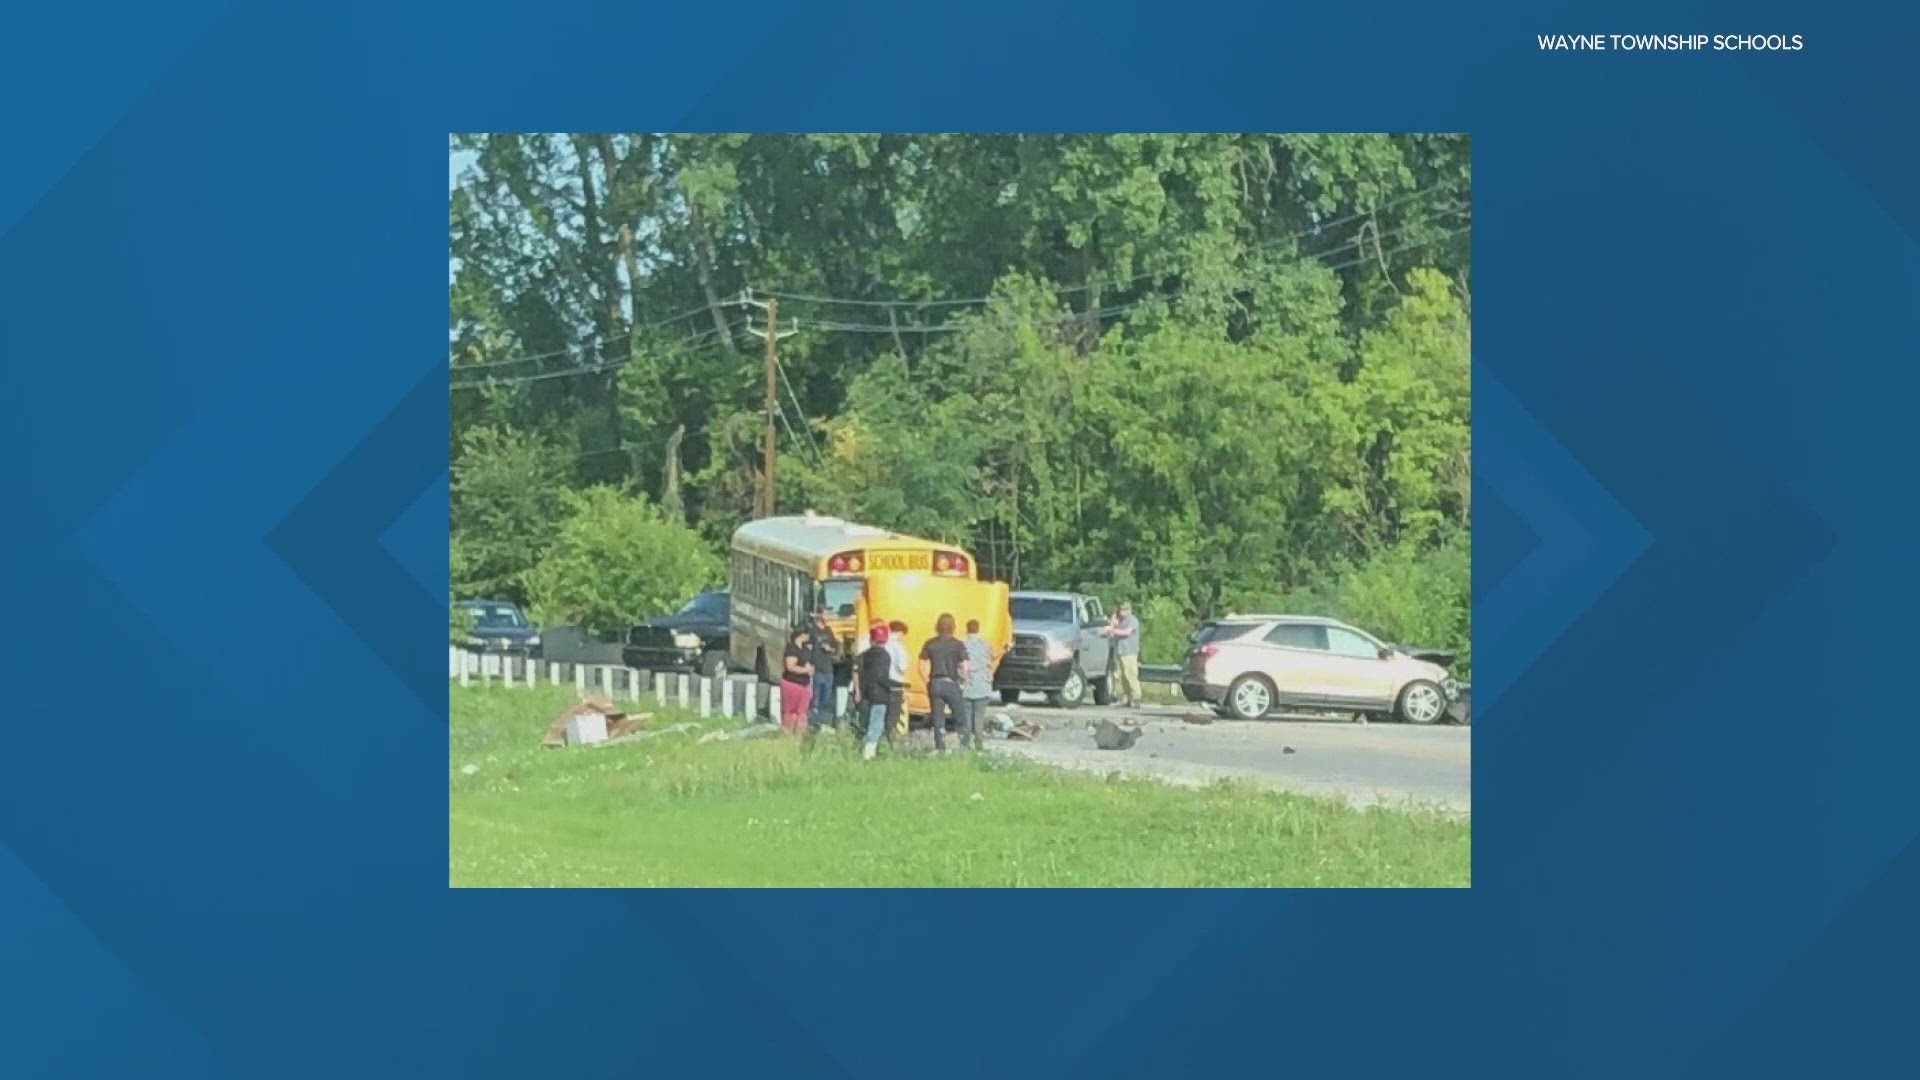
[
  {"xmin": 460, "ymin": 763, "xmax": 479, "ymax": 777},
  {"xmin": 1283, "ymin": 746, "xmax": 1296, "ymax": 755},
  {"xmin": 989, "ymin": 713, "xmax": 1016, "ymax": 734},
  {"xmin": 697, "ymin": 722, "xmax": 782, "ymax": 745},
  {"xmin": 1006, "ymin": 720, "xmax": 1042, "ymax": 741},
  {"xmin": 544, "ymin": 695, "xmax": 650, "ymax": 748},
  {"xmin": 1093, "ymin": 720, "xmax": 1144, "ymax": 751},
  {"xmin": 595, "ymin": 722, "xmax": 696, "ymax": 747},
  {"xmin": 1181, "ymin": 713, "xmax": 1215, "ymax": 725}
]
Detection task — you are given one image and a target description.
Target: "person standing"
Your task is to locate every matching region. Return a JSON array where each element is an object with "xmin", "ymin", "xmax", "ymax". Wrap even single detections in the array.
[
  {"xmin": 884, "ymin": 620, "xmax": 910, "ymax": 740},
  {"xmin": 856, "ymin": 621, "xmax": 896, "ymax": 761},
  {"xmin": 779, "ymin": 626, "xmax": 814, "ymax": 733},
  {"xmin": 918, "ymin": 613, "xmax": 970, "ymax": 752},
  {"xmin": 805, "ymin": 605, "xmax": 839, "ymax": 731},
  {"xmin": 959, "ymin": 618, "xmax": 997, "ymax": 751},
  {"xmin": 1107, "ymin": 600, "xmax": 1143, "ymax": 708}
]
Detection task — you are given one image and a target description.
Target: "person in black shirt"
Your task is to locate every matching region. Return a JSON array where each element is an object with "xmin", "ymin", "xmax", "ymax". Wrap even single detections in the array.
[
  {"xmin": 856, "ymin": 621, "xmax": 896, "ymax": 761},
  {"xmin": 918, "ymin": 612, "xmax": 971, "ymax": 752},
  {"xmin": 779, "ymin": 627, "xmax": 814, "ymax": 734},
  {"xmin": 804, "ymin": 606, "xmax": 839, "ymax": 731}
]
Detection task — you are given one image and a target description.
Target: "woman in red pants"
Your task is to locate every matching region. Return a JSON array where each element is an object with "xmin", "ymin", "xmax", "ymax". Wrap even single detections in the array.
[{"xmin": 779, "ymin": 626, "xmax": 814, "ymax": 733}]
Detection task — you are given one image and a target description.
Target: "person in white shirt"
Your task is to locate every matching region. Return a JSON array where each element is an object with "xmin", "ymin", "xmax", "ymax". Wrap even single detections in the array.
[{"xmin": 883, "ymin": 620, "xmax": 910, "ymax": 738}]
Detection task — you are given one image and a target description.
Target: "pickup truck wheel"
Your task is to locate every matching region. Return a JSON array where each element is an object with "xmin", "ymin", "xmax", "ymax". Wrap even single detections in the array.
[
  {"xmin": 700, "ymin": 651, "xmax": 728, "ymax": 679},
  {"xmin": 1090, "ymin": 675, "xmax": 1112, "ymax": 706},
  {"xmin": 1000, "ymin": 689, "xmax": 1022, "ymax": 706},
  {"xmin": 1047, "ymin": 666, "xmax": 1087, "ymax": 709}
]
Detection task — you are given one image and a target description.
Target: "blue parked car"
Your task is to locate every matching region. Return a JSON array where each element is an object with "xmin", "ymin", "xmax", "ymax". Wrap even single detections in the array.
[{"xmin": 456, "ymin": 599, "xmax": 542, "ymax": 657}]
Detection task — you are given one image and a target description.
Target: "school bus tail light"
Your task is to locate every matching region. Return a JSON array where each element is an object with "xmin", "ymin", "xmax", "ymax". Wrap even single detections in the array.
[
  {"xmin": 830, "ymin": 552, "xmax": 865, "ymax": 574},
  {"xmin": 934, "ymin": 551, "xmax": 969, "ymax": 576}
]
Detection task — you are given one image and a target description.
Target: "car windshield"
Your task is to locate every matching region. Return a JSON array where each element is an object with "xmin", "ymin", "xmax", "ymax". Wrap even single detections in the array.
[
  {"xmin": 466, "ymin": 603, "xmax": 526, "ymax": 629},
  {"xmin": 1192, "ymin": 621, "xmax": 1259, "ymax": 645},
  {"xmin": 821, "ymin": 579, "xmax": 864, "ymax": 618},
  {"xmin": 678, "ymin": 593, "xmax": 727, "ymax": 618},
  {"xmin": 1010, "ymin": 597, "xmax": 1075, "ymax": 622}
]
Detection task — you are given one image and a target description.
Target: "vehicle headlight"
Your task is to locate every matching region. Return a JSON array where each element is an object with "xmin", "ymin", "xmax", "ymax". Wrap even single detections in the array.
[
  {"xmin": 673, "ymin": 632, "xmax": 702, "ymax": 649},
  {"xmin": 465, "ymin": 636, "xmax": 486, "ymax": 648},
  {"xmin": 1046, "ymin": 639, "xmax": 1074, "ymax": 662},
  {"xmin": 526, "ymin": 635, "xmax": 541, "ymax": 648},
  {"xmin": 1443, "ymin": 678, "xmax": 1462, "ymax": 699}
]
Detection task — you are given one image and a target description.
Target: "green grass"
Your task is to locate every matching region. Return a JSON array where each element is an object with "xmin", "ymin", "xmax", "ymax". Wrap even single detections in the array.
[{"xmin": 450, "ymin": 684, "xmax": 1469, "ymax": 887}]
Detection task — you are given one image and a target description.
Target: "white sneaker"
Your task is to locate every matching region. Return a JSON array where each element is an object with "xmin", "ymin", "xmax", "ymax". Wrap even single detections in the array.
[{"xmin": 862, "ymin": 743, "xmax": 876, "ymax": 761}]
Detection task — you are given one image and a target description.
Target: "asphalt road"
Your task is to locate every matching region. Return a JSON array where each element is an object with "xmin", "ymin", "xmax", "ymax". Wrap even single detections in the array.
[{"xmin": 982, "ymin": 699, "xmax": 1472, "ymax": 815}]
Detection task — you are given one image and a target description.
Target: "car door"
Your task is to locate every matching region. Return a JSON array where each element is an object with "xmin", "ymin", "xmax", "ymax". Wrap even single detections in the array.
[
  {"xmin": 1259, "ymin": 622, "xmax": 1330, "ymax": 703},
  {"xmin": 1079, "ymin": 596, "xmax": 1112, "ymax": 674},
  {"xmin": 1319, "ymin": 625, "xmax": 1398, "ymax": 707}
]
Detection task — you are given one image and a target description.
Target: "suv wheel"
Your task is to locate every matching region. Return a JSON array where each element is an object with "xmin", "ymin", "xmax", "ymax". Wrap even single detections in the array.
[
  {"xmin": 1047, "ymin": 666, "xmax": 1087, "ymax": 709},
  {"xmin": 1395, "ymin": 680, "xmax": 1446, "ymax": 724},
  {"xmin": 1226, "ymin": 674, "xmax": 1275, "ymax": 720},
  {"xmin": 1000, "ymin": 688, "xmax": 1022, "ymax": 706}
]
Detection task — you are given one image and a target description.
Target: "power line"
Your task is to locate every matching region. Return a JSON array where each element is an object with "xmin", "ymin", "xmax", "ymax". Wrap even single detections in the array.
[
  {"xmin": 751, "ymin": 183, "xmax": 1463, "ymax": 311},
  {"xmin": 789, "ymin": 211, "xmax": 1467, "ymax": 336},
  {"xmin": 449, "ymin": 320, "xmax": 741, "ymax": 390},
  {"xmin": 775, "ymin": 356, "xmax": 827, "ymax": 470},
  {"xmin": 449, "ymin": 298, "xmax": 743, "ymax": 371}
]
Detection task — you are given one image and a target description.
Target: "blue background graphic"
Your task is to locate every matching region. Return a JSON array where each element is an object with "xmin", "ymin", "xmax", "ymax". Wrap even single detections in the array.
[{"xmin": 4, "ymin": 1, "xmax": 1917, "ymax": 1076}]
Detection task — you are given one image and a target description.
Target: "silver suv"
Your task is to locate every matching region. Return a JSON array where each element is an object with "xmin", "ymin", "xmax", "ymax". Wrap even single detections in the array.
[
  {"xmin": 1181, "ymin": 615, "xmax": 1458, "ymax": 722},
  {"xmin": 994, "ymin": 591, "xmax": 1114, "ymax": 708}
]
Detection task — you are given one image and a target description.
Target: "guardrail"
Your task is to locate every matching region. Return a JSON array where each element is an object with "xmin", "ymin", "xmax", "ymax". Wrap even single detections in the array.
[{"xmin": 451, "ymin": 646, "xmax": 803, "ymax": 723}]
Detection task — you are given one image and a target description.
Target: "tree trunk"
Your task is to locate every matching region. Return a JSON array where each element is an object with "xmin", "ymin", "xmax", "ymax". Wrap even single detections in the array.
[{"xmin": 687, "ymin": 199, "xmax": 738, "ymax": 351}]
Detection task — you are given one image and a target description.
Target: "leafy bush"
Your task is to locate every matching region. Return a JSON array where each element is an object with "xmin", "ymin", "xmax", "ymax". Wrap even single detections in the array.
[
  {"xmin": 525, "ymin": 487, "xmax": 724, "ymax": 639},
  {"xmin": 1134, "ymin": 596, "xmax": 1192, "ymax": 664}
]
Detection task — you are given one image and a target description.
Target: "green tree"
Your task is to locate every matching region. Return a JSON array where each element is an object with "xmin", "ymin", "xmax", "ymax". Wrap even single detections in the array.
[
  {"xmin": 450, "ymin": 425, "xmax": 570, "ymax": 602},
  {"xmin": 524, "ymin": 487, "xmax": 723, "ymax": 638}
]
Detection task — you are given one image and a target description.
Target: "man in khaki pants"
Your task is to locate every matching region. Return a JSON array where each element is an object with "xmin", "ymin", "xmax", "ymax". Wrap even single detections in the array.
[{"xmin": 1107, "ymin": 600, "xmax": 1143, "ymax": 707}]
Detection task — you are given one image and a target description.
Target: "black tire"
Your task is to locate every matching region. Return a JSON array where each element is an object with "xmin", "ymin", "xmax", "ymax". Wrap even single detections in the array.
[
  {"xmin": 700, "ymin": 651, "xmax": 728, "ymax": 679},
  {"xmin": 1395, "ymin": 679, "xmax": 1447, "ymax": 724},
  {"xmin": 1047, "ymin": 665, "xmax": 1088, "ymax": 709},
  {"xmin": 1090, "ymin": 675, "xmax": 1112, "ymax": 707},
  {"xmin": 1000, "ymin": 688, "xmax": 1022, "ymax": 706},
  {"xmin": 1225, "ymin": 673, "xmax": 1276, "ymax": 720}
]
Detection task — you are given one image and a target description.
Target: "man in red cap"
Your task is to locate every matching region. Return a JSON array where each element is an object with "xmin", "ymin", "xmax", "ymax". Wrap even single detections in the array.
[{"xmin": 855, "ymin": 621, "xmax": 896, "ymax": 761}]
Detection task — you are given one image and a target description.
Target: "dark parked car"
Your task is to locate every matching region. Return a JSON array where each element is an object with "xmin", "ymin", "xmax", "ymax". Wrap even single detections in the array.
[
  {"xmin": 624, "ymin": 591, "xmax": 732, "ymax": 676},
  {"xmin": 457, "ymin": 599, "xmax": 542, "ymax": 656}
]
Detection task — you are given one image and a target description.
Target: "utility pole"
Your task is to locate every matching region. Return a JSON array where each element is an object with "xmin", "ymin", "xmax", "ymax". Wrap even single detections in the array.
[
  {"xmin": 742, "ymin": 293, "xmax": 798, "ymax": 519},
  {"xmin": 761, "ymin": 297, "xmax": 778, "ymax": 518}
]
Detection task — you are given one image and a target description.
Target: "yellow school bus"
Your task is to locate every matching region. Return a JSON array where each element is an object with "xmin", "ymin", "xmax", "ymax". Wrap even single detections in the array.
[{"xmin": 729, "ymin": 513, "xmax": 1012, "ymax": 720}]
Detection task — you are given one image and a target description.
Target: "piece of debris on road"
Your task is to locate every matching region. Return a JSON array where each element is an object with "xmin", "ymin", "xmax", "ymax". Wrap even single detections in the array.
[
  {"xmin": 1005, "ymin": 719, "xmax": 1042, "ymax": 741},
  {"xmin": 1092, "ymin": 719, "xmax": 1143, "ymax": 751},
  {"xmin": 543, "ymin": 695, "xmax": 649, "ymax": 748},
  {"xmin": 1181, "ymin": 713, "xmax": 1214, "ymax": 725}
]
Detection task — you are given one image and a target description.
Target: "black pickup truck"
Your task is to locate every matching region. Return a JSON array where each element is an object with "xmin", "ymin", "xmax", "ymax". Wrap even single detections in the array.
[{"xmin": 622, "ymin": 591, "xmax": 732, "ymax": 676}]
